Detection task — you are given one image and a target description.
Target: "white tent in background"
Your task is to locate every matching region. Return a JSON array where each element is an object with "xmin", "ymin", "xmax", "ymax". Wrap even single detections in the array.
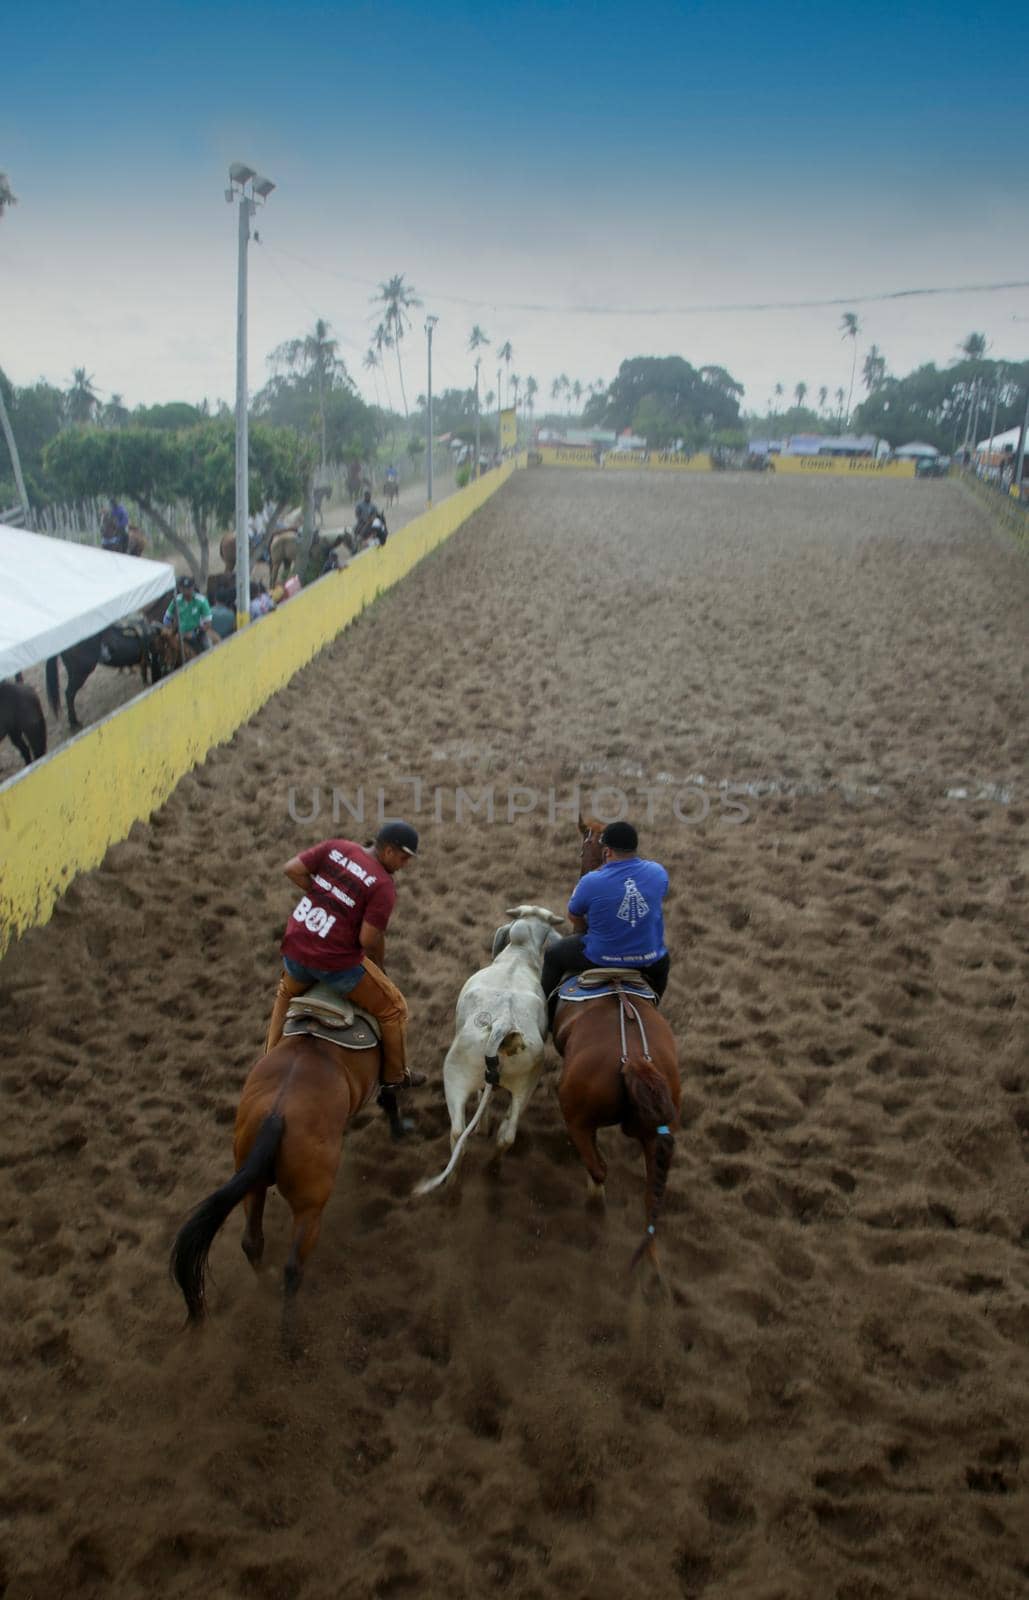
[
  {"xmin": 975, "ymin": 425, "xmax": 1022, "ymax": 454},
  {"xmin": 0, "ymin": 523, "xmax": 175, "ymax": 678},
  {"xmin": 894, "ymin": 441, "xmax": 940, "ymax": 458}
]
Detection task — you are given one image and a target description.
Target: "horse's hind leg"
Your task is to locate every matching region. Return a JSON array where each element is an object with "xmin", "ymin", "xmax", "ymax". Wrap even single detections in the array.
[
  {"xmin": 283, "ymin": 1205, "xmax": 324, "ymax": 1299},
  {"xmin": 566, "ymin": 1119, "xmax": 608, "ymax": 1194},
  {"xmin": 10, "ymin": 729, "xmax": 32, "ymax": 767},
  {"xmin": 241, "ymin": 1187, "xmax": 267, "ymax": 1268}
]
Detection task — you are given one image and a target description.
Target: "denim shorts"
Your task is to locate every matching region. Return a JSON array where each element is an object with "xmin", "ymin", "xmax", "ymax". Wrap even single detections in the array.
[{"xmin": 283, "ymin": 957, "xmax": 365, "ymax": 995}]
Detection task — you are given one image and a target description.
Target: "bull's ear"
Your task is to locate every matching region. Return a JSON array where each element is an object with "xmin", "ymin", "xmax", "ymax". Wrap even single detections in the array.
[{"xmin": 491, "ymin": 924, "xmax": 512, "ymax": 960}]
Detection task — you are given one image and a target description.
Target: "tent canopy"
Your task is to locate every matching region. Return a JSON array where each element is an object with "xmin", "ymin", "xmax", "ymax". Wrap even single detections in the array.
[
  {"xmin": 0, "ymin": 523, "xmax": 175, "ymax": 678},
  {"xmin": 894, "ymin": 441, "xmax": 940, "ymax": 458},
  {"xmin": 975, "ymin": 425, "xmax": 1022, "ymax": 453}
]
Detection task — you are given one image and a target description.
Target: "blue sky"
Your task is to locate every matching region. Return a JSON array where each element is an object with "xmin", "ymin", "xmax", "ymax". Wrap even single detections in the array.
[{"xmin": 3, "ymin": 1, "xmax": 1027, "ymax": 413}]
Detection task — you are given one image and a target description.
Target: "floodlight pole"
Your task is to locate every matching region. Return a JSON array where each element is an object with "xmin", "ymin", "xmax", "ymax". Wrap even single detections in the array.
[
  {"xmin": 234, "ymin": 190, "xmax": 252, "ymax": 629},
  {"xmin": 425, "ymin": 316, "xmax": 438, "ymax": 506},
  {"xmin": 228, "ymin": 165, "xmax": 274, "ymax": 630}
]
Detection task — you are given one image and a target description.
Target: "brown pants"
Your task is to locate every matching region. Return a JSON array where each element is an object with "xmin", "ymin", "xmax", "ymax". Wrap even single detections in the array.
[{"xmin": 264, "ymin": 958, "xmax": 409, "ymax": 1084}]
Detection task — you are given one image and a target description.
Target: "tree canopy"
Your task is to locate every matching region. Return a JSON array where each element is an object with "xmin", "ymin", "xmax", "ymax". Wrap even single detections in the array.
[{"xmin": 583, "ymin": 356, "xmax": 744, "ymax": 447}]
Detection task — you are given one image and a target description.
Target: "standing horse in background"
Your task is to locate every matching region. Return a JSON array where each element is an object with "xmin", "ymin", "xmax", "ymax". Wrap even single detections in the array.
[
  {"xmin": 550, "ymin": 818, "xmax": 681, "ymax": 1269},
  {"xmin": 0, "ymin": 680, "xmax": 47, "ymax": 767},
  {"xmin": 269, "ymin": 529, "xmax": 298, "ymax": 588},
  {"xmin": 219, "ymin": 531, "xmax": 237, "ymax": 574},
  {"xmin": 126, "ymin": 525, "xmax": 147, "ymax": 557},
  {"xmin": 46, "ymin": 620, "xmax": 163, "ymax": 729},
  {"xmin": 382, "ymin": 477, "xmax": 399, "ymax": 508}
]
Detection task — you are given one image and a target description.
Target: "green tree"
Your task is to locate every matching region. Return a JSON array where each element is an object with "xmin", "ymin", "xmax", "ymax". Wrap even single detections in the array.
[
  {"xmin": 269, "ymin": 318, "xmax": 347, "ymax": 472},
  {"xmin": 840, "ymin": 312, "xmax": 861, "ymax": 425},
  {"xmin": 586, "ymin": 356, "xmax": 743, "ymax": 441},
  {"xmin": 372, "ymin": 275, "xmax": 421, "ymax": 418},
  {"xmin": 773, "ymin": 383, "xmax": 784, "ymax": 415},
  {"xmin": 525, "ymin": 375, "xmax": 538, "ymax": 423},
  {"xmin": 794, "ymin": 381, "xmax": 808, "ymax": 409},
  {"xmin": 818, "ymin": 385, "xmax": 828, "ymax": 414}
]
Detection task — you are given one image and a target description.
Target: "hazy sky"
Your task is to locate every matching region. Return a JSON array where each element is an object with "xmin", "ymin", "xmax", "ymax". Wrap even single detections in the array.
[{"xmin": 3, "ymin": 0, "xmax": 1028, "ymax": 417}]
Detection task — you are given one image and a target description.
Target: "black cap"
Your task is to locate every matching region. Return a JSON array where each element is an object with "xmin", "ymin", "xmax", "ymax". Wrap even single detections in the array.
[
  {"xmin": 376, "ymin": 819, "xmax": 419, "ymax": 856},
  {"xmin": 600, "ymin": 821, "xmax": 638, "ymax": 852}
]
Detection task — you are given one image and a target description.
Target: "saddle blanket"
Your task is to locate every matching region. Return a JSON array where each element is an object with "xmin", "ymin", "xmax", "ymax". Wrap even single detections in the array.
[
  {"xmin": 283, "ymin": 981, "xmax": 382, "ymax": 1051},
  {"xmin": 558, "ymin": 971, "xmax": 657, "ymax": 1004}
]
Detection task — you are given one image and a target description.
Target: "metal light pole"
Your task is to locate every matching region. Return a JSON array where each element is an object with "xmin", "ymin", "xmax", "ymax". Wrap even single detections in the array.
[
  {"xmin": 1014, "ymin": 386, "xmax": 1029, "ymax": 499},
  {"xmin": 226, "ymin": 162, "xmax": 274, "ymax": 629},
  {"xmin": 425, "ymin": 315, "xmax": 438, "ymax": 506}
]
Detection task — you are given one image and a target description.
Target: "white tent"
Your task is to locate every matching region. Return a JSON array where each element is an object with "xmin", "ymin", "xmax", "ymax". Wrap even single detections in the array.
[
  {"xmin": 894, "ymin": 441, "xmax": 940, "ymax": 458},
  {"xmin": 0, "ymin": 523, "xmax": 175, "ymax": 678},
  {"xmin": 975, "ymin": 425, "xmax": 1022, "ymax": 453}
]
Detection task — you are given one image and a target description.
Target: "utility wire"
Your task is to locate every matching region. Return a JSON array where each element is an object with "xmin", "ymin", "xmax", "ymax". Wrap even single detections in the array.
[{"xmin": 262, "ymin": 245, "xmax": 1029, "ymax": 319}]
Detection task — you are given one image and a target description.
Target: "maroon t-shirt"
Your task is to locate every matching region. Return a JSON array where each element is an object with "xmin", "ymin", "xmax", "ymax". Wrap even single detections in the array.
[{"xmin": 280, "ymin": 840, "xmax": 396, "ymax": 969}]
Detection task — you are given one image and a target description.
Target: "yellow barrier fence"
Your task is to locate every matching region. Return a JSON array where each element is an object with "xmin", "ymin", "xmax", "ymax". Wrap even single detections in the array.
[
  {"xmin": 0, "ymin": 457, "xmax": 523, "ymax": 956},
  {"xmin": 770, "ymin": 455, "xmax": 916, "ymax": 478}
]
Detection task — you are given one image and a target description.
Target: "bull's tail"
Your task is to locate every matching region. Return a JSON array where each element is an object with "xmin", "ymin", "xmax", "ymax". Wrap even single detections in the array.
[
  {"xmin": 170, "ymin": 1113, "xmax": 285, "ymax": 1323},
  {"xmin": 622, "ymin": 1058, "xmax": 677, "ymax": 1271},
  {"xmin": 45, "ymin": 656, "xmax": 61, "ymax": 718}
]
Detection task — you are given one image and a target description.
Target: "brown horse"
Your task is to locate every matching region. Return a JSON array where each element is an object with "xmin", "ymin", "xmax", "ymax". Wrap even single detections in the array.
[
  {"xmin": 382, "ymin": 478, "xmax": 399, "ymax": 508},
  {"xmin": 219, "ymin": 531, "xmax": 237, "ymax": 574},
  {"xmin": 550, "ymin": 818, "xmax": 681, "ymax": 1269},
  {"xmin": 171, "ymin": 1032, "xmax": 409, "ymax": 1321},
  {"xmin": 1, "ymin": 679, "xmax": 47, "ymax": 767},
  {"xmin": 127, "ymin": 524, "xmax": 147, "ymax": 557}
]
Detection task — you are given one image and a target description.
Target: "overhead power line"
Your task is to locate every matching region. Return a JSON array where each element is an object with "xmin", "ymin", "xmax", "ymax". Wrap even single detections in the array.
[{"xmin": 262, "ymin": 246, "xmax": 1029, "ymax": 319}]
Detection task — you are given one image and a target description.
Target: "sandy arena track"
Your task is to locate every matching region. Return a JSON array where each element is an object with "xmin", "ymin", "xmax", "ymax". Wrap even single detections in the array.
[{"xmin": 1, "ymin": 470, "xmax": 1027, "ymax": 1599}]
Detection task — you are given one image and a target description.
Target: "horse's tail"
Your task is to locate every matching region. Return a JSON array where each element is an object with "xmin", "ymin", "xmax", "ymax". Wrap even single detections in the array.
[
  {"xmin": 170, "ymin": 1113, "xmax": 285, "ymax": 1323},
  {"xmin": 622, "ymin": 1053, "xmax": 676, "ymax": 1271},
  {"xmin": 45, "ymin": 656, "xmax": 60, "ymax": 718}
]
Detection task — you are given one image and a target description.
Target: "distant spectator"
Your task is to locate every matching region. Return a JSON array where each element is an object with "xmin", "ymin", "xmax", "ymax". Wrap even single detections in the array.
[
  {"xmin": 249, "ymin": 582, "xmax": 276, "ymax": 621},
  {"xmin": 210, "ymin": 601, "xmax": 236, "ymax": 639}
]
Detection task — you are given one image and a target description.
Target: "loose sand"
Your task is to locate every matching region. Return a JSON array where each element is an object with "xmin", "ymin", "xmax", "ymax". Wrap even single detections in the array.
[{"xmin": 0, "ymin": 471, "xmax": 1026, "ymax": 1598}]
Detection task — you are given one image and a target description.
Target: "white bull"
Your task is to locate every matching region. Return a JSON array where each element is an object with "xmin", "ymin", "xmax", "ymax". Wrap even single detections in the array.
[{"xmin": 414, "ymin": 905, "xmax": 562, "ymax": 1195}]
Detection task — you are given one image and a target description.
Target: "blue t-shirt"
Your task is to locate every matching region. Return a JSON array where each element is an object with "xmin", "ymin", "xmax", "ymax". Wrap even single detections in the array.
[{"xmin": 567, "ymin": 856, "xmax": 669, "ymax": 966}]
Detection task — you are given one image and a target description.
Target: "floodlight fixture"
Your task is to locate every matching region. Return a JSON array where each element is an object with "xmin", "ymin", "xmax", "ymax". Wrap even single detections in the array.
[
  {"xmin": 229, "ymin": 162, "xmax": 256, "ymax": 187},
  {"xmin": 252, "ymin": 175, "xmax": 276, "ymax": 200}
]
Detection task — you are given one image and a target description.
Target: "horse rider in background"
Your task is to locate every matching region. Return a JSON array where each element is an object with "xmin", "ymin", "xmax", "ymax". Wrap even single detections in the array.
[
  {"xmin": 163, "ymin": 575, "xmax": 221, "ymax": 653},
  {"xmin": 100, "ymin": 497, "xmax": 130, "ymax": 553}
]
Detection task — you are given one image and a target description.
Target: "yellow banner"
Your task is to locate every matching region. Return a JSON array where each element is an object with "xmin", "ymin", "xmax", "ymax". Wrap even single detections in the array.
[
  {"xmin": 500, "ymin": 408, "xmax": 517, "ymax": 450},
  {"xmin": 602, "ymin": 449, "xmax": 650, "ymax": 469},
  {"xmin": 649, "ymin": 451, "xmax": 712, "ymax": 472},
  {"xmin": 536, "ymin": 444, "xmax": 597, "ymax": 468},
  {"xmin": 771, "ymin": 454, "xmax": 916, "ymax": 478}
]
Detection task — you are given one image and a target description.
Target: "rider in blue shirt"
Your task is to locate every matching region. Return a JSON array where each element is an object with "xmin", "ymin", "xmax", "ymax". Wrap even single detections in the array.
[{"xmin": 540, "ymin": 820, "xmax": 671, "ymax": 1016}]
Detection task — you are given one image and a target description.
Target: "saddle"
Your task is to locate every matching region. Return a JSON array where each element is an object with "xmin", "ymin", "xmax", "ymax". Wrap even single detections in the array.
[
  {"xmin": 557, "ymin": 967, "xmax": 657, "ymax": 1004},
  {"xmin": 282, "ymin": 981, "xmax": 382, "ymax": 1051}
]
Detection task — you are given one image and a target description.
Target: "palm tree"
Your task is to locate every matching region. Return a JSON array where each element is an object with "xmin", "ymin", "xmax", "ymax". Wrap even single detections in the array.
[
  {"xmin": 773, "ymin": 383, "xmax": 784, "ymax": 417},
  {"xmin": 372, "ymin": 322, "xmax": 395, "ymax": 415},
  {"xmin": 835, "ymin": 386, "xmax": 846, "ymax": 426},
  {"xmin": 372, "ymin": 275, "xmax": 422, "ymax": 418},
  {"xmin": 0, "ymin": 172, "xmax": 30, "ymax": 524},
  {"xmin": 862, "ymin": 344, "xmax": 887, "ymax": 394},
  {"xmin": 572, "ymin": 380, "xmax": 583, "ymax": 414},
  {"xmin": 511, "ymin": 373, "xmax": 521, "ymax": 412},
  {"xmin": 363, "ymin": 347, "xmax": 382, "ymax": 410},
  {"xmin": 818, "ymin": 385, "xmax": 828, "ymax": 414},
  {"xmin": 960, "ymin": 332, "xmax": 988, "ymax": 361},
  {"xmin": 498, "ymin": 341, "xmax": 513, "ymax": 405},
  {"xmin": 103, "ymin": 393, "xmax": 130, "ymax": 429},
  {"xmin": 525, "ymin": 375, "xmax": 538, "ymax": 426},
  {"xmin": 272, "ymin": 318, "xmax": 344, "ymax": 470},
  {"xmin": 794, "ymin": 382, "xmax": 808, "ymax": 409},
  {"xmin": 67, "ymin": 368, "xmax": 99, "ymax": 425},
  {"xmin": 468, "ymin": 326, "xmax": 490, "ymax": 476},
  {"xmin": 840, "ymin": 311, "xmax": 861, "ymax": 425},
  {"xmin": 550, "ymin": 378, "xmax": 561, "ymax": 409}
]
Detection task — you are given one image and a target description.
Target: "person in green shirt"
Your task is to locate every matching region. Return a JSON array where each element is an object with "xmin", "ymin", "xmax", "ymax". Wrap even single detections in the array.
[{"xmin": 163, "ymin": 575, "xmax": 220, "ymax": 653}]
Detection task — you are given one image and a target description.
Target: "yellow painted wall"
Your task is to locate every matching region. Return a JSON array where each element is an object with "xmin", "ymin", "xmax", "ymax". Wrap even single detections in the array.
[
  {"xmin": 648, "ymin": 451, "xmax": 713, "ymax": 472},
  {"xmin": 0, "ymin": 458, "xmax": 523, "ymax": 956},
  {"xmin": 770, "ymin": 454, "xmax": 916, "ymax": 478},
  {"xmin": 535, "ymin": 445, "xmax": 598, "ymax": 469}
]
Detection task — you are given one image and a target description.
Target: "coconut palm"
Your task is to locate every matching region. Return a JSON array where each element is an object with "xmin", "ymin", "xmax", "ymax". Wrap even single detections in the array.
[
  {"xmin": 840, "ymin": 312, "xmax": 861, "ymax": 425},
  {"xmin": 525, "ymin": 375, "xmax": 538, "ymax": 424},
  {"xmin": 572, "ymin": 380, "xmax": 583, "ymax": 414},
  {"xmin": 67, "ymin": 368, "xmax": 99, "ymax": 425},
  {"xmin": 862, "ymin": 345, "xmax": 887, "ymax": 394},
  {"xmin": 818, "ymin": 386, "xmax": 828, "ymax": 414},
  {"xmin": 0, "ymin": 172, "xmax": 17, "ymax": 217},
  {"xmin": 511, "ymin": 373, "xmax": 521, "ymax": 412},
  {"xmin": 794, "ymin": 382, "xmax": 808, "ymax": 409},
  {"xmin": 271, "ymin": 318, "xmax": 345, "ymax": 470},
  {"xmin": 773, "ymin": 383, "xmax": 784, "ymax": 416},
  {"xmin": 468, "ymin": 326, "xmax": 490, "ymax": 474},
  {"xmin": 372, "ymin": 275, "xmax": 422, "ymax": 418},
  {"xmin": 835, "ymin": 386, "xmax": 846, "ymax": 425},
  {"xmin": 363, "ymin": 347, "xmax": 382, "ymax": 410},
  {"xmin": 959, "ymin": 332, "xmax": 988, "ymax": 361},
  {"xmin": 372, "ymin": 322, "xmax": 395, "ymax": 415},
  {"xmin": 498, "ymin": 341, "xmax": 513, "ymax": 405}
]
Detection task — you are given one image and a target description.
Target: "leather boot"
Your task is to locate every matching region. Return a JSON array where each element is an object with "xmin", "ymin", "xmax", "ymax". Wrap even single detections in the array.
[{"xmin": 265, "ymin": 971, "xmax": 309, "ymax": 1055}]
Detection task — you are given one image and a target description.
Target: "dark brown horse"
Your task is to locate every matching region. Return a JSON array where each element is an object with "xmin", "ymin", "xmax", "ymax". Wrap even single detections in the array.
[
  {"xmin": 46, "ymin": 620, "xmax": 163, "ymax": 728},
  {"xmin": 171, "ymin": 1033, "xmax": 408, "ymax": 1321},
  {"xmin": 0, "ymin": 679, "xmax": 47, "ymax": 768},
  {"xmin": 551, "ymin": 818, "xmax": 681, "ymax": 1269}
]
